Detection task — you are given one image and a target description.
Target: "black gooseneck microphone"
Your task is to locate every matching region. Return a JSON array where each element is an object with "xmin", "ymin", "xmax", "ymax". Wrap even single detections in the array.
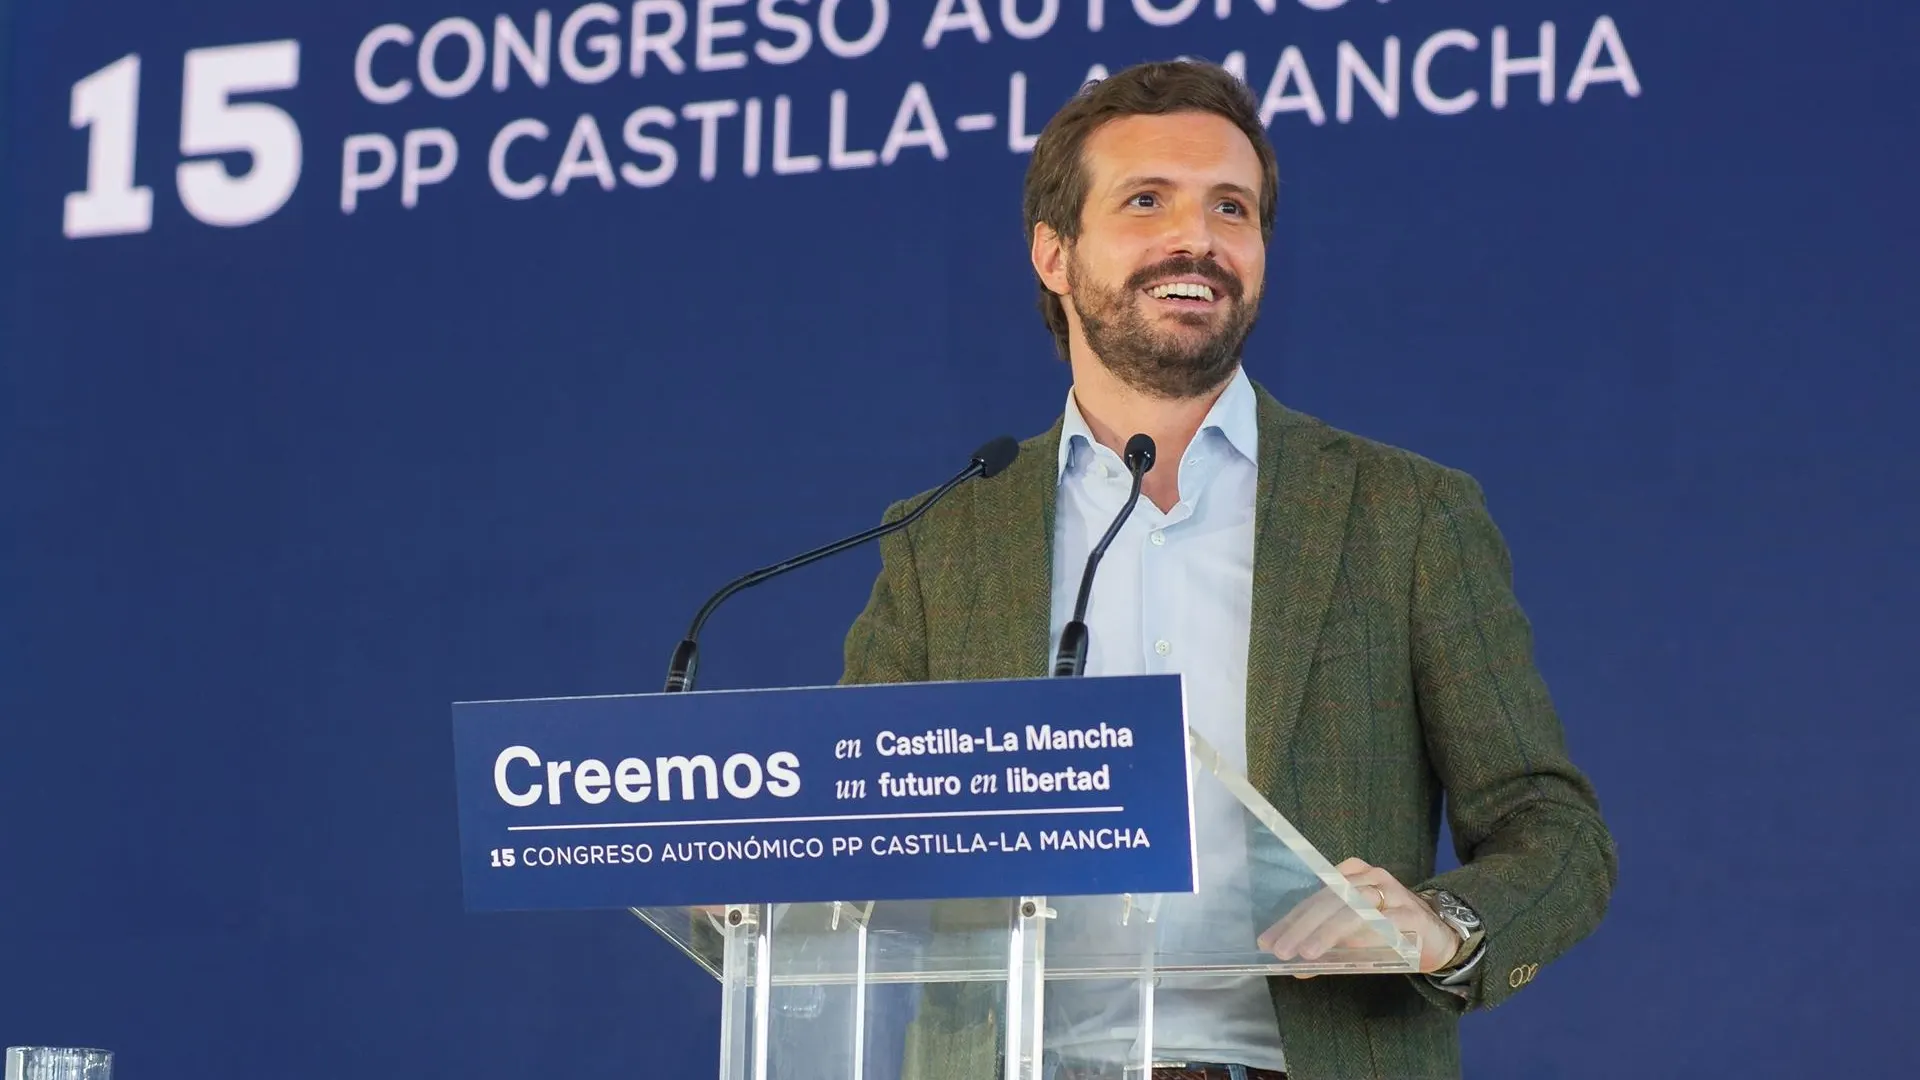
[
  {"xmin": 1053, "ymin": 433, "xmax": 1156, "ymax": 677},
  {"xmin": 662, "ymin": 435, "xmax": 1021, "ymax": 693}
]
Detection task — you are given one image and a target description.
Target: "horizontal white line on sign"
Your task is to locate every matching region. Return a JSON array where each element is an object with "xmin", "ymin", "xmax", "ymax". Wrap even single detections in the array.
[{"xmin": 507, "ymin": 805, "xmax": 1126, "ymax": 832}]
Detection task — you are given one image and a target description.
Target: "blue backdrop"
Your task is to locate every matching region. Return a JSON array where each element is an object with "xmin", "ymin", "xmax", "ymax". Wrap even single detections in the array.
[{"xmin": 2, "ymin": 0, "xmax": 1915, "ymax": 1076}]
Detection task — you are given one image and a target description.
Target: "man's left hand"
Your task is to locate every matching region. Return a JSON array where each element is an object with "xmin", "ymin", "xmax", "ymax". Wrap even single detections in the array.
[{"xmin": 1256, "ymin": 857, "xmax": 1461, "ymax": 977}]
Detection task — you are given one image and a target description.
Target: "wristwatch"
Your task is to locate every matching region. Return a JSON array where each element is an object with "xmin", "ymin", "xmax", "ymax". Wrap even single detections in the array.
[{"xmin": 1417, "ymin": 888, "xmax": 1484, "ymax": 975}]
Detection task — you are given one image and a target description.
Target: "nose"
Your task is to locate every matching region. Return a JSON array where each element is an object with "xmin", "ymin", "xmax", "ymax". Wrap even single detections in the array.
[{"xmin": 1160, "ymin": 198, "xmax": 1215, "ymax": 258}]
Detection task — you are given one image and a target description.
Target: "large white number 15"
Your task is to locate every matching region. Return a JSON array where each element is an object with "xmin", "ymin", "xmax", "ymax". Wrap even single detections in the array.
[{"xmin": 64, "ymin": 41, "xmax": 302, "ymax": 239}]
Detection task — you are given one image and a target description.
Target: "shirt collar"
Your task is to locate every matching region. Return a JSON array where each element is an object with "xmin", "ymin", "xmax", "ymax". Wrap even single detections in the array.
[{"xmin": 1056, "ymin": 365, "xmax": 1259, "ymax": 480}]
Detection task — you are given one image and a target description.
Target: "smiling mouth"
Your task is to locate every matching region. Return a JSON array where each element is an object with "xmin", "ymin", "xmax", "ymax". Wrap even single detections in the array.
[{"xmin": 1145, "ymin": 281, "xmax": 1218, "ymax": 305}]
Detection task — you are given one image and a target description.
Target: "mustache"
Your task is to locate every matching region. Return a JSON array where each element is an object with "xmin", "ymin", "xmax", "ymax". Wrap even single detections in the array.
[{"xmin": 1124, "ymin": 256, "xmax": 1244, "ymax": 301}]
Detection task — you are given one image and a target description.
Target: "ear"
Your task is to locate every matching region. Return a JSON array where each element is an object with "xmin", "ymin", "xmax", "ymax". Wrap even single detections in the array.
[{"xmin": 1031, "ymin": 222, "xmax": 1072, "ymax": 298}]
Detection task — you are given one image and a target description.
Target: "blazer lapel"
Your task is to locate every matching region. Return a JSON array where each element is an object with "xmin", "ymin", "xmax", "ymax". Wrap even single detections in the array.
[
  {"xmin": 1243, "ymin": 386, "xmax": 1356, "ymax": 807},
  {"xmin": 960, "ymin": 419, "xmax": 1060, "ymax": 681}
]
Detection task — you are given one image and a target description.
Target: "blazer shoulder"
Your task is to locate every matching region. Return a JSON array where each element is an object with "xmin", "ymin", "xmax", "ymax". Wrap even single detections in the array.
[{"xmin": 1259, "ymin": 386, "xmax": 1481, "ymax": 503}]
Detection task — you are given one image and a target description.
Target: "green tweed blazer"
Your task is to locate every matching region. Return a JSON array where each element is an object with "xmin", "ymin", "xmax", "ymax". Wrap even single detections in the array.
[{"xmin": 839, "ymin": 380, "xmax": 1617, "ymax": 1080}]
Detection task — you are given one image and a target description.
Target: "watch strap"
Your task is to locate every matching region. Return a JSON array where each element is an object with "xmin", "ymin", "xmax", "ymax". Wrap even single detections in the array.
[{"xmin": 1418, "ymin": 888, "xmax": 1485, "ymax": 973}]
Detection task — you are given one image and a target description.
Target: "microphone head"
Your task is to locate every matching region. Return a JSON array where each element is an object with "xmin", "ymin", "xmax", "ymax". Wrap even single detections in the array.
[
  {"xmin": 972, "ymin": 435, "xmax": 1021, "ymax": 478},
  {"xmin": 1124, "ymin": 433, "xmax": 1156, "ymax": 475}
]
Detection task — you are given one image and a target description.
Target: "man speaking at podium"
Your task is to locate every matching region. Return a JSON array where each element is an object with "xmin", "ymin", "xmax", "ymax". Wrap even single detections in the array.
[{"xmin": 840, "ymin": 60, "xmax": 1616, "ymax": 1080}]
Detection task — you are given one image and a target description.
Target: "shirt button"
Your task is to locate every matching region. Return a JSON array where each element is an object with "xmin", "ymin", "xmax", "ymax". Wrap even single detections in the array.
[
  {"xmin": 1154, "ymin": 640, "xmax": 1171, "ymax": 656},
  {"xmin": 1149, "ymin": 530, "xmax": 1165, "ymax": 546}
]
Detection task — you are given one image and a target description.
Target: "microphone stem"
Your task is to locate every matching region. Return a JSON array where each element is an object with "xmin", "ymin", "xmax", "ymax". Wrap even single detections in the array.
[
  {"xmin": 1072, "ymin": 467, "xmax": 1146, "ymax": 623},
  {"xmin": 665, "ymin": 461, "xmax": 982, "ymax": 692},
  {"xmin": 1056, "ymin": 462, "xmax": 1149, "ymax": 677}
]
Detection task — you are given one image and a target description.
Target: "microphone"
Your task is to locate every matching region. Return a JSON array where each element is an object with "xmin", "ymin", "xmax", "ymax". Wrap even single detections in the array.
[
  {"xmin": 662, "ymin": 435, "xmax": 1021, "ymax": 693},
  {"xmin": 1053, "ymin": 433, "xmax": 1156, "ymax": 677}
]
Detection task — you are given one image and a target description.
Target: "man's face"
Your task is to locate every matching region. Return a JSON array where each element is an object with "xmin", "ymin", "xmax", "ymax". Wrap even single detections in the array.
[{"xmin": 1038, "ymin": 111, "xmax": 1268, "ymax": 399}]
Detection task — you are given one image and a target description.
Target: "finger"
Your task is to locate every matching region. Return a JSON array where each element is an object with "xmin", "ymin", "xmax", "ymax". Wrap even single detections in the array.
[
  {"xmin": 1359, "ymin": 881, "xmax": 1398, "ymax": 912},
  {"xmin": 1263, "ymin": 867, "xmax": 1406, "ymax": 956},
  {"xmin": 1342, "ymin": 866, "xmax": 1404, "ymax": 902},
  {"xmin": 1257, "ymin": 888, "xmax": 1323, "ymax": 950},
  {"xmin": 1298, "ymin": 900, "xmax": 1426, "ymax": 963},
  {"xmin": 1288, "ymin": 881, "xmax": 1425, "ymax": 962},
  {"xmin": 1337, "ymin": 874, "xmax": 1383, "ymax": 905},
  {"xmin": 1259, "ymin": 888, "xmax": 1346, "ymax": 955},
  {"xmin": 1344, "ymin": 871, "xmax": 1416, "ymax": 916},
  {"xmin": 1262, "ymin": 883, "xmax": 1363, "ymax": 957},
  {"xmin": 1291, "ymin": 907, "xmax": 1369, "ymax": 962}
]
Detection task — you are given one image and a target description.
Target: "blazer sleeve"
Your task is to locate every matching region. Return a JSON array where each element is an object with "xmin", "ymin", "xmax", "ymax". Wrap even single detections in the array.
[
  {"xmin": 1405, "ymin": 464, "xmax": 1618, "ymax": 1013},
  {"xmin": 840, "ymin": 497, "xmax": 932, "ymax": 686}
]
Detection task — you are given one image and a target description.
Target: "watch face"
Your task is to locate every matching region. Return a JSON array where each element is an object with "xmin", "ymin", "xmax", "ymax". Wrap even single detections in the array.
[{"xmin": 1431, "ymin": 891, "xmax": 1481, "ymax": 929}]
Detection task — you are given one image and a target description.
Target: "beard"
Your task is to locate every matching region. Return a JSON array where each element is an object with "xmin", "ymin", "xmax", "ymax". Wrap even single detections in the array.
[{"xmin": 1067, "ymin": 252, "xmax": 1260, "ymax": 400}]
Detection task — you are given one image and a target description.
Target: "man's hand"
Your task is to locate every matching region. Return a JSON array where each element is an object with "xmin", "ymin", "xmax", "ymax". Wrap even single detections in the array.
[{"xmin": 1256, "ymin": 857, "xmax": 1462, "ymax": 977}]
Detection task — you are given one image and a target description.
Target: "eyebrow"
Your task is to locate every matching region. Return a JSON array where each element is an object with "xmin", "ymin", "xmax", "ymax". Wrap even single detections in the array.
[{"xmin": 1112, "ymin": 175, "xmax": 1259, "ymax": 202}]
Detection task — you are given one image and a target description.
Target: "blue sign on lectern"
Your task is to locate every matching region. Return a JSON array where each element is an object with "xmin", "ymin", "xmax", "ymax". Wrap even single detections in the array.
[{"xmin": 451, "ymin": 675, "xmax": 1197, "ymax": 911}]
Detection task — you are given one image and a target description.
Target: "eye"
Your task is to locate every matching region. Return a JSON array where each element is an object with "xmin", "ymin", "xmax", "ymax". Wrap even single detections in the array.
[
  {"xmin": 1216, "ymin": 198, "xmax": 1246, "ymax": 216},
  {"xmin": 1127, "ymin": 192, "xmax": 1160, "ymax": 209}
]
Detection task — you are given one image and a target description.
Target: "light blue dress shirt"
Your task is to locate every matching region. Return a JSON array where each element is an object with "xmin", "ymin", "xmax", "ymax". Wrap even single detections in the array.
[{"xmin": 1044, "ymin": 366, "xmax": 1289, "ymax": 1073}]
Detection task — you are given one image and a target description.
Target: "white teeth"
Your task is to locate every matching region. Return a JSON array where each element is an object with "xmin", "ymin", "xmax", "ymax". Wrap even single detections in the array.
[{"xmin": 1149, "ymin": 282, "xmax": 1215, "ymax": 301}]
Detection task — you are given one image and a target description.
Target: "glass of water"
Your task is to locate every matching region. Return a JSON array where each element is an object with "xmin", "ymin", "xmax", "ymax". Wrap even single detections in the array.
[{"xmin": 4, "ymin": 1048, "xmax": 113, "ymax": 1080}]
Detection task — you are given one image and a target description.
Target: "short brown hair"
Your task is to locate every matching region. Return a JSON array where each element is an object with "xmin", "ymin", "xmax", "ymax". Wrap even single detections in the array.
[{"xmin": 1022, "ymin": 60, "xmax": 1279, "ymax": 359}]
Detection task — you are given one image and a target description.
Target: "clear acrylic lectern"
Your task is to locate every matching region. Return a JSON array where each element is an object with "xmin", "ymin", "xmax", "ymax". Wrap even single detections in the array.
[{"xmin": 631, "ymin": 730, "xmax": 1422, "ymax": 1080}]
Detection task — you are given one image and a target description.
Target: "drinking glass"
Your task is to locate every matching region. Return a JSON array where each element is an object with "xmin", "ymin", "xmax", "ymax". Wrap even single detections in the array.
[{"xmin": 4, "ymin": 1047, "xmax": 113, "ymax": 1080}]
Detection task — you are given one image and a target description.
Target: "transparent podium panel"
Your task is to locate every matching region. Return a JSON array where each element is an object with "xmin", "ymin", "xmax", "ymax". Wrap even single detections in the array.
[
  {"xmin": 633, "ymin": 899, "xmax": 1032, "ymax": 1080},
  {"xmin": 633, "ymin": 731, "xmax": 1421, "ymax": 1080}
]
